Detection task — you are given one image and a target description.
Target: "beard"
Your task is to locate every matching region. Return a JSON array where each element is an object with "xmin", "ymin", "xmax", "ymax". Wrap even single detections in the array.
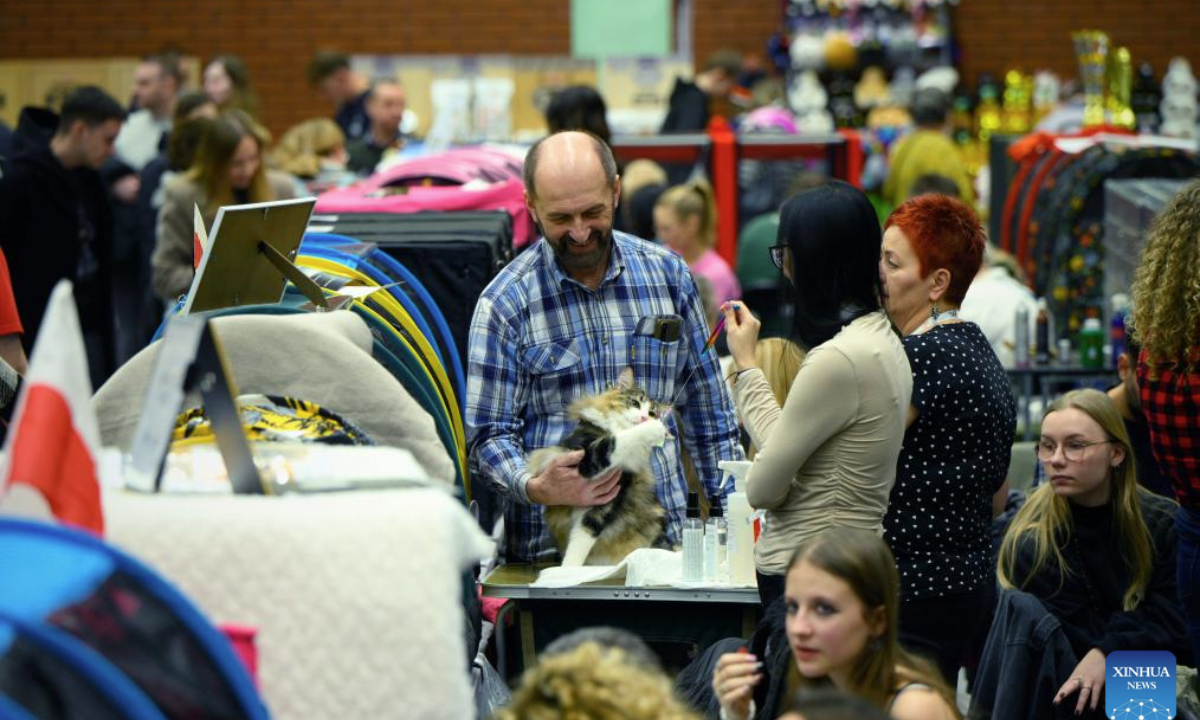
[{"xmin": 541, "ymin": 222, "xmax": 614, "ymax": 275}]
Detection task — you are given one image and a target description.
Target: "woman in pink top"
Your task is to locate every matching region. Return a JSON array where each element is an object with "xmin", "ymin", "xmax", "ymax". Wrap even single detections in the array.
[{"xmin": 654, "ymin": 180, "xmax": 741, "ymax": 303}]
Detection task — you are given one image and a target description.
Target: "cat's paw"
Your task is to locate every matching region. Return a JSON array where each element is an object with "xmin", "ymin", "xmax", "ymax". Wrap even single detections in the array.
[{"xmin": 638, "ymin": 418, "xmax": 669, "ymax": 448}]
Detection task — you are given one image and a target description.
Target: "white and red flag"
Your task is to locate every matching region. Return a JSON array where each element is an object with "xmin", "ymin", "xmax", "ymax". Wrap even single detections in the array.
[{"xmin": 0, "ymin": 280, "xmax": 104, "ymax": 535}]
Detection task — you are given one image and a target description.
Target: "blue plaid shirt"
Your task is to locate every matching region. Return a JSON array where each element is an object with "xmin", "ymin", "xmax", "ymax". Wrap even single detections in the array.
[{"xmin": 466, "ymin": 232, "xmax": 743, "ymax": 562}]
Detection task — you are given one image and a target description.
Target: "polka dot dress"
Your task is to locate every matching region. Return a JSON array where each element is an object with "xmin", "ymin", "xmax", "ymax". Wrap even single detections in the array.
[{"xmin": 883, "ymin": 322, "xmax": 1017, "ymax": 600}]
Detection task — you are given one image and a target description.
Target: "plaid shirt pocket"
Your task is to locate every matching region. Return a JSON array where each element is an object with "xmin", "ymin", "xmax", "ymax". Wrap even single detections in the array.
[{"xmin": 522, "ymin": 338, "xmax": 585, "ymax": 416}]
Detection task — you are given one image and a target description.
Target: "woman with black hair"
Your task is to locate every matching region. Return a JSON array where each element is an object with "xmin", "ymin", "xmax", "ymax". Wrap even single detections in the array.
[
  {"xmin": 544, "ymin": 85, "xmax": 611, "ymax": 143},
  {"xmin": 722, "ymin": 181, "xmax": 912, "ymax": 609}
]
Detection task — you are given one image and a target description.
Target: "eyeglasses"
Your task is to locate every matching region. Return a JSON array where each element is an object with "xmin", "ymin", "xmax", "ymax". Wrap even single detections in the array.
[
  {"xmin": 769, "ymin": 244, "xmax": 787, "ymax": 270},
  {"xmin": 1037, "ymin": 439, "xmax": 1115, "ymax": 462}
]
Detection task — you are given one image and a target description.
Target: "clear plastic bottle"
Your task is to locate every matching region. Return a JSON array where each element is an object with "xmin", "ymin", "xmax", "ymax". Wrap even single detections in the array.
[
  {"xmin": 1110, "ymin": 292, "xmax": 1130, "ymax": 367},
  {"xmin": 1034, "ymin": 298, "xmax": 1052, "ymax": 366},
  {"xmin": 1014, "ymin": 304, "xmax": 1031, "ymax": 368},
  {"xmin": 704, "ymin": 498, "xmax": 727, "ymax": 583},
  {"xmin": 682, "ymin": 492, "xmax": 704, "ymax": 583}
]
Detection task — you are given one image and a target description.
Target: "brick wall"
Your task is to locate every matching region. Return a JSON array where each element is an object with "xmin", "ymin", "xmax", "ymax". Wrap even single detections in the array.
[
  {"xmin": 0, "ymin": 0, "xmax": 572, "ymax": 134},
  {"xmin": 0, "ymin": 0, "xmax": 1194, "ymax": 135},
  {"xmin": 951, "ymin": 0, "xmax": 1199, "ymax": 88}
]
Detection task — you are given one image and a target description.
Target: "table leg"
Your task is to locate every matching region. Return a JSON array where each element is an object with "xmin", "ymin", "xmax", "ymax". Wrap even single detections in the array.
[
  {"xmin": 741, "ymin": 606, "xmax": 756, "ymax": 638},
  {"xmin": 520, "ymin": 608, "xmax": 537, "ymax": 672}
]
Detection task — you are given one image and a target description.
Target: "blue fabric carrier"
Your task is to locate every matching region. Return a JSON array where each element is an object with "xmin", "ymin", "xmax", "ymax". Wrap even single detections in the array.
[
  {"xmin": 298, "ymin": 244, "xmax": 448, "ymax": 378},
  {"xmin": 0, "ymin": 611, "xmax": 167, "ymax": 720},
  {"xmin": 302, "ymin": 232, "xmax": 466, "ymax": 408},
  {"xmin": 0, "ymin": 519, "xmax": 268, "ymax": 720}
]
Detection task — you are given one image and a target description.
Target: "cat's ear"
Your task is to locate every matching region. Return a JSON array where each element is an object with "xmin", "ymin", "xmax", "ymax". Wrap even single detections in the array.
[{"xmin": 616, "ymin": 367, "xmax": 635, "ymax": 391}]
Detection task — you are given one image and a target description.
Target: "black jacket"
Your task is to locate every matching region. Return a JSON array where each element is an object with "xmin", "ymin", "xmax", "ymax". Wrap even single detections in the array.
[
  {"xmin": 660, "ymin": 78, "xmax": 710, "ymax": 134},
  {"xmin": 0, "ymin": 107, "xmax": 116, "ymax": 385},
  {"xmin": 1011, "ymin": 492, "xmax": 1190, "ymax": 664},
  {"xmin": 676, "ymin": 597, "xmax": 795, "ymax": 719}
]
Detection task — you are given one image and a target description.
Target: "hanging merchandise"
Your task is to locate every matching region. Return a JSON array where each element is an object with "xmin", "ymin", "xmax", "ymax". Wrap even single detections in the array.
[
  {"xmin": 950, "ymin": 92, "xmax": 975, "ymax": 145},
  {"xmin": 974, "ymin": 77, "xmax": 1003, "ymax": 145},
  {"xmin": 1001, "ymin": 70, "xmax": 1034, "ymax": 135},
  {"xmin": 890, "ymin": 66, "xmax": 918, "ymax": 109},
  {"xmin": 999, "ymin": 134, "xmax": 1198, "ymax": 339},
  {"xmin": 1130, "ymin": 64, "xmax": 1163, "ymax": 134},
  {"xmin": 1107, "ymin": 47, "xmax": 1137, "ymax": 130},
  {"xmin": 823, "ymin": 30, "xmax": 859, "ymax": 73},
  {"xmin": 781, "ymin": 0, "xmax": 958, "ymax": 130},
  {"xmin": 1032, "ymin": 71, "xmax": 1062, "ymax": 126},
  {"xmin": 1072, "ymin": 30, "xmax": 1111, "ymax": 128},
  {"xmin": 787, "ymin": 70, "xmax": 836, "ymax": 133},
  {"xmin": 1159, "ymin": 58, "xmax": 1198, "ymax": 139},
  {"xmin": 827, "ymin": 72, "xmax": 862, "ymax": 128},
  {"xmin": 790, "ymin": 31, "xmax": 827, "ymax": 71},
  {"xmin": 855, "ymin": 66, "xmax": 893, "ymax": 111}
]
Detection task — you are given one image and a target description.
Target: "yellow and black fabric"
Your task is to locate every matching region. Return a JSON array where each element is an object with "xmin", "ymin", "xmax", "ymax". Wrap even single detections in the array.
[{"xmin": 172, "ymin": 394, "xmax": 376, "ymax": 448}]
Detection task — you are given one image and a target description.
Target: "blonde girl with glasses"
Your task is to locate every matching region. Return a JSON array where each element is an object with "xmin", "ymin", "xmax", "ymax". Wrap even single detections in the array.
[{"xmin": 985, "ymin": 389, "xmax": 1186, "ymax": 718}]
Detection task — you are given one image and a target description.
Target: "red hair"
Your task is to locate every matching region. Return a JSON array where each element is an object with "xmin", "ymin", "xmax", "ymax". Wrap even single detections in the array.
[{"xmin": 885, "ymin": 194, "xmax": 985, "ymax": 306}]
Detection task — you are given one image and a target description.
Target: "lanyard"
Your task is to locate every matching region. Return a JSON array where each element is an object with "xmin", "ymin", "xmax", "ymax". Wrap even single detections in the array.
[{"xmin": 913, "ymin": 308, "xmax": 962, "ymax": 336}]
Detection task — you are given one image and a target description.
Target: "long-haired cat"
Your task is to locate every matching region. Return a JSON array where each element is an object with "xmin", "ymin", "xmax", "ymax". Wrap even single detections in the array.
[{"xmin": 529, "ymin": 368, "xmax": 673, "ymax": 567}]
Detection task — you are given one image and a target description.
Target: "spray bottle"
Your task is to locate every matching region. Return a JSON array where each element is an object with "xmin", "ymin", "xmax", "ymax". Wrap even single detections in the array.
[{"xmin": 719, "ymin": 460, "xmax": 757, "ymax": 587}]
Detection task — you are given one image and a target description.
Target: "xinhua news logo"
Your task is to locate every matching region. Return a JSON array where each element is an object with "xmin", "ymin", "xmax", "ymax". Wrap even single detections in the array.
[{"xmin": 1106, "ymin": 650, "xmax": 1176, "ymax": 719}]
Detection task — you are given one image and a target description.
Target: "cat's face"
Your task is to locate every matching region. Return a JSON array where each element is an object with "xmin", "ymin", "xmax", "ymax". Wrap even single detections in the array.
[{"xmin": 571, "ymin": 369, "xmax": 663, "ymax": 430}]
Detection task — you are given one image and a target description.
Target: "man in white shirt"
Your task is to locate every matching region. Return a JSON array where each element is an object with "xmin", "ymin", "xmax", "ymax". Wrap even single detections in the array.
[
  {"xmin": 113, "ymin": 53, "xmax": 182, "ymax": 174},
  {"xmin": 960, "ymin": 244, "xmax": 1039, "ymax": 368},
  {"xmin": 109, "ymin": 53, "xmax": 182, "ymax": 363}
]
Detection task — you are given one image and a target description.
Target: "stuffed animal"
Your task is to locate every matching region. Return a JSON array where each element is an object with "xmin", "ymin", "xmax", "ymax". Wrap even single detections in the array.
[{"xmin": 1159, "ymin": 57, "xmax": 1198, "ymax": 139}]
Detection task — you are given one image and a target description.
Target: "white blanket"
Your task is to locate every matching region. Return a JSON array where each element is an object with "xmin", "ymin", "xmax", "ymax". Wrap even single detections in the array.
[
  {"xmin": 104, "ymin": 487, "xmax": 490, "ymax": 720},
  {"xmin": 532, "ymin": 549, "xmax": 756, "ymax": 589}
]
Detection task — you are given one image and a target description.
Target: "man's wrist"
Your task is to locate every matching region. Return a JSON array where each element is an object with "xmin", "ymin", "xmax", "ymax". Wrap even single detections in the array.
[{"xmin": 519, "ymin": 470, "xmax": 539, "ymax": 505}]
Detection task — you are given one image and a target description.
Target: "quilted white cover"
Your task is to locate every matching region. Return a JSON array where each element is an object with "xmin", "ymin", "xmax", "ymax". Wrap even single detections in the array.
[{"xmin": 104, "ymin": 487, "xmax": 490, "ymax": 720}]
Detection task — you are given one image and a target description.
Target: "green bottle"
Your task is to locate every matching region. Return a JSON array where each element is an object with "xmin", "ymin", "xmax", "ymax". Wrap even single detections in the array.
[{"xmin": 1079, "ymin": 317, "xmax": 1105, "ymax": 369}]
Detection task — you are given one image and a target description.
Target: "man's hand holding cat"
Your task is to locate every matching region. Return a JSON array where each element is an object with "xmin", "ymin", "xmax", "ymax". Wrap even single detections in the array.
[{"xmin": 528, "ymin": 451, "xmax": 622, "ymax": 507}]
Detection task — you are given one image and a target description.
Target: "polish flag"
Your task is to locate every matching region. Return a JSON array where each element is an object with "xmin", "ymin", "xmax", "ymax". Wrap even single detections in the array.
[
  {"xmin": 0, "ymin": 281, "xmax": 104, "ymax": 535},
  {"xmin": 194, "ymin": 204, "xmax": 209, "ymax": 269}
]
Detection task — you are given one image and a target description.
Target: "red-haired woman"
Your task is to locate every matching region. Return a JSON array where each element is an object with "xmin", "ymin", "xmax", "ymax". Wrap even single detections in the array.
[{"xmin": 879, "ymin": 193, "xmax": 1017, "ymax": 683}]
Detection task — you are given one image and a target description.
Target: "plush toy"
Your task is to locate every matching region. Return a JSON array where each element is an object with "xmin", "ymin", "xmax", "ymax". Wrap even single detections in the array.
[
  {"xmin": 916, "ymin": 66, "xmax": 959, "ymax": 96},
  {"xmin": 1032, "ymin": 71, "xmax": 1062, "ymax": 125},
  {"xmin": 788, "ymin": 70, "xmax": 835, "ymax": 133},
  {"xmin": 890, "ymin": 66, "xmax": 917, "ymax": 109},
  {"xmin": 824, "ymin": 31, "xmax": 858, "ymax": 72},
  {"xmin": 855, "ymin": 66, "xmax": 892, "ymax": 110},
  {"xmin": 790, "ymin": 32, "xmax": 826, "ymax": 72},
  {"xmin": 1159, "ymin": 57, "xmax": 1198, "ymax": 139},
  {"xmin": 866, "ymin": 105, "xmax": 912, "ymax": 130}
]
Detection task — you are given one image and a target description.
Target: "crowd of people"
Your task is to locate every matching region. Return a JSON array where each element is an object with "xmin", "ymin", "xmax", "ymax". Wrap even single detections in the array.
[
  {"xmin": 0, "ymin": 50, "xmax": 415, "ymax": 394},
  {"xmin": 0, "ymin": 45, "xmax": 1196, "ymax": 720},
  {"xmin": 465, "ymin": 126, "xmax": 1197, "ymax": 718}
]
